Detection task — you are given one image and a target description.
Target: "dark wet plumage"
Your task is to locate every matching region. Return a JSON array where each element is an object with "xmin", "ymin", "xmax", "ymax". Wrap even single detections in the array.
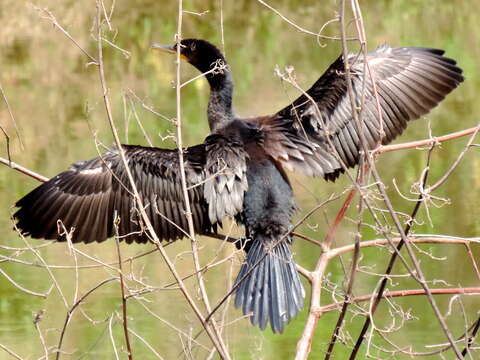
[{"xmin": 14, "ymin": 39, "xmax": 463, "ymax": 333}]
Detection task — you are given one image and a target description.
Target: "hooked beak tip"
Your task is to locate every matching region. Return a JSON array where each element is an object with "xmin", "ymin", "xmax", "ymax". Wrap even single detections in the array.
[
  {"xmin": 150, "ymin": 42, "xmax": 188, "ymax": 61},
  {"xmin": 150, "ymin": 43, "xmax": 175, "ymax": 54}
]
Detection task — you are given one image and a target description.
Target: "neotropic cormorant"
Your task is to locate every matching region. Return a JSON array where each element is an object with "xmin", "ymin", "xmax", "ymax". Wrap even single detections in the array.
[{"xmin": 14, "ymin": 39, "xmax": 463, "ymax": 333}]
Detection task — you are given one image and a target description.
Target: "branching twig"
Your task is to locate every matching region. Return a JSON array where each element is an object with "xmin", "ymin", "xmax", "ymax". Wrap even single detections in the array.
[
  {"xmin": 35, "ymin": 6, "xmax": 98, "ymax": 65},
  {"xmin": 114, "ymin": 218, "xmax": 133, "ymax": 359},
  {"xmin": 0, "ymin": 82, "xmax": 23, "ymax": 150},
  {"xmin": 55, "ymin": 278, "xmax": 116, "ymax": 360},
  {"xmin": 256, "ymin": 0, "xmax": 354, "ymax": 41}
]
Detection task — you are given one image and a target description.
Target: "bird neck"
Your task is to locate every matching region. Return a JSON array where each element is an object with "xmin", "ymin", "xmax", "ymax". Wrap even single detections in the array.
[{"xmin": 207, "ymin": 70, "xmax": 234, "ymax": 132}]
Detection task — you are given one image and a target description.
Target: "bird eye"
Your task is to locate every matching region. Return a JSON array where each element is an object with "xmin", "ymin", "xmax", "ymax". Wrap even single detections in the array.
[{"xmin": 190, "ymin": 42, "xmax": 196, "ymax": 51}]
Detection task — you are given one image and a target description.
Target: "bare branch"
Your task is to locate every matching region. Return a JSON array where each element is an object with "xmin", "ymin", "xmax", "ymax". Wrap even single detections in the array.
[{"xmin": 0, "ymin": 156, "xmax": 48, "ymax": 182}]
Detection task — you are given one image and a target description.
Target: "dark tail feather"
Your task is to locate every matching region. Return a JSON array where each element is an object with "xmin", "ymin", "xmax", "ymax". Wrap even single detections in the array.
[{"xmin": 234, "ymin": 235, "xmax": 305, "ymax": 333}]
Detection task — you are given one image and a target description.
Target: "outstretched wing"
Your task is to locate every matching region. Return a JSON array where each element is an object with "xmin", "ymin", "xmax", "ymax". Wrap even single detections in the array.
[
  {"xmin": 260, "ymin": 46, "xmax": 464, "ymax": 180},
  {"xmin": 14, "ymin": 136, "xmax": 247, "ymax": 244}
]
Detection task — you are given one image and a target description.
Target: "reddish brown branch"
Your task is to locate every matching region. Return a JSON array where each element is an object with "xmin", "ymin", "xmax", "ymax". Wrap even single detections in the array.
[
  {"xmin": 325, "ymin": 189, "xmax": 357, "ymax": 247},
  {"xmin": 296, "ymin": 189, "xmax": 357, "ymax": 359},
  {"xmin": 375, "ymin": 125, "xmax": 480, "ymax": 154},
  {"xmin": 327, "ymin": 236, "xmax": 478, "ymax": 259},
  {"xmin": 320, "ymin": 287, "xmax": 480, "ymax": 313}
]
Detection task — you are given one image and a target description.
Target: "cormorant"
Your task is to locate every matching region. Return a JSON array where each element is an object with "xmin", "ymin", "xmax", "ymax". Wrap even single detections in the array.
[{"xmin": 14, "ymin": 39, "xmax": 463, "ymax": 333}]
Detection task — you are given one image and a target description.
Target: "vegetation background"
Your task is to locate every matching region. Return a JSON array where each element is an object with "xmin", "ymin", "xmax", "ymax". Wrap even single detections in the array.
[{"xmin": 0, "ymin": 0, "xmax": 478, "ymax": 359}]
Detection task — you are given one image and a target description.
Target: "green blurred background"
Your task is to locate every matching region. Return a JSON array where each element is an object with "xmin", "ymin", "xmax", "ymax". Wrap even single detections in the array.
[{"xmin": 0, "ymin": 0, "xmax": 478, "ymax": 359}]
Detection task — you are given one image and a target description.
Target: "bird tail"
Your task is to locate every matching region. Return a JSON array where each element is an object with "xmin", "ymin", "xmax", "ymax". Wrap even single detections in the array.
[{"xmin": 234, "ymin": 235, "xmax": 304, "ymax": 333}]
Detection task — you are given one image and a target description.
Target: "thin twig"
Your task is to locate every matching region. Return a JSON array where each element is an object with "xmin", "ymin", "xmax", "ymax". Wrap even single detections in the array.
[
  {"xmin": 114, "ymin": 219, "xmax": 133, "ymax": 359},
  {"xmin": 428, "ymin": 124, "xmax": 480, "ymax": 192},
  {"xmin": 462, "ymin": 317, "xmax": 480, "ymax": 357},
  {"xmin": 173, "ymin": 1, "xmax": 230, "ymax": 357},
  {"xmin": 108, "ymin": 315, "xmax": 121, "ymax": 360},
  {"xmin": 34, "ymin": 311, "xmax": 49, "ymax": 360},
  {"xmin": 127, "ymin": 328, "xmax": 164, "ymax": 359},
  {"xmin": 0, "ymin": 267, "xmax": 49, "ymax": 298},
  {"xmin": 55, "ymin": 278, "xmax": 116, "ymax": 360},
  {"xmin": 0, "ymin": 344, "xmax": 24, "ymax": 360},
  {"xmin": 0, "ymin": 81, "xmax": 24, "ymax": 149},
  {"xmin": 256, "ymin": 0, "xmax": 355, "ymax": 41},
  {"xmin": 35, "ymin": 6, "xmax": 98, "ymax": 65},
  {"xmin": 0, "ymin": 156, "xmax": 49, "ymax": 182}
]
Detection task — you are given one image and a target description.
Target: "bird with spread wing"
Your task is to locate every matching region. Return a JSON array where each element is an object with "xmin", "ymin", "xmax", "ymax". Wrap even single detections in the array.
[{"xmin": 15, "ymin": 39, "xmax": 463, "ymax": 333}]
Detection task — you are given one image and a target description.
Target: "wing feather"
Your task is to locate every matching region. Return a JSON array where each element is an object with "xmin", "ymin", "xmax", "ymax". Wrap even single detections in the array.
[
  {"xmin": 15, "ymin": 139, "xmax": 248, "ymax": 243},
  {"xmin": 262, "ymin": 45, "xmax": 463, "ymax": 179}
]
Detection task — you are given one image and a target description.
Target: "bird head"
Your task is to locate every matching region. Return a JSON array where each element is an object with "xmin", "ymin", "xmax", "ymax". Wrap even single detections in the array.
[{"xmin": 151, "ymin": 38, "xmax": 227, "ymax": 76}]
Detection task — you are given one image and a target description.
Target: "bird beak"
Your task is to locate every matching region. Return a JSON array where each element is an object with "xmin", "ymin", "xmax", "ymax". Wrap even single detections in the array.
[{"xmin": 150, "ymin": 42, "xmax": 187, "ymax": 60}]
